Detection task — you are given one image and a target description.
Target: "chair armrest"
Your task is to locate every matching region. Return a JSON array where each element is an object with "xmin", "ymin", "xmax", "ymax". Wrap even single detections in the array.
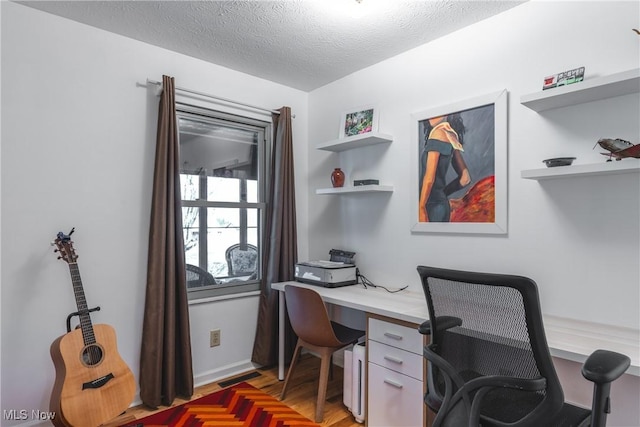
[
  {"xmin": 418, "ymin": 316, "xmax": 463, "ymax": 335},
  {"xmin": 418, "ymin": 320, "xmax": 431, "ymax": 335},
  {"xmin": 582, "ymin": 349, "xmax": 630, "ymax": 384}
]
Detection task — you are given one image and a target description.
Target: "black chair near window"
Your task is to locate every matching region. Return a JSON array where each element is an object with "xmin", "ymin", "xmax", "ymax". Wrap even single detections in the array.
[
  {"xmin": 417, "ymin": 265, "xmax": 630, "ymax": 427},
  {"xmin": 225, "ymin": 243, "xmax": 258, "ymax": 278},
  {"xmin": 186, "ymin": 264, "xmax": 217, "ymax": 288}
]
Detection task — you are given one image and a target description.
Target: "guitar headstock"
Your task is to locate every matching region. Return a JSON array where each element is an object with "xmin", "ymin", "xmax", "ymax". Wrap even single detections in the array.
[{"xmin": 54, "ymin": 228, "xmax": 78, "ymax": 264}]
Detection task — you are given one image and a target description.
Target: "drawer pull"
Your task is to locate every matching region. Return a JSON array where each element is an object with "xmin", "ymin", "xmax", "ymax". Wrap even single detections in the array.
[
  {"xmin": 383, "ymin": 332, "xmax": 403, "ymax": 340},
  {"xmin": 383, "ymin": 355, "xmax": 403, "ymax": 364},
  {"xmin": 383, "ymin": 379, "xmax": 404, "ymax": 389}
]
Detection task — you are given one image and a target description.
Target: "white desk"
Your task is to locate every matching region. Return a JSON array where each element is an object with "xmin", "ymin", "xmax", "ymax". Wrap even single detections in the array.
[
  {"xmin": 272, "ymin": 281, "xmax": 640, "ymax": 378},
  {"xmin": 273, "ymin": 281, "xmax": 639, "ymax": 426},
  {"xmin": 272, "ymin": 281, "xmax": 428, "ymax": 380}
]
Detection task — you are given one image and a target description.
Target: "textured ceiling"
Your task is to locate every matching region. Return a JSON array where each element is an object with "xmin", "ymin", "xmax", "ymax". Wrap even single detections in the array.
[{"xmin": 18, "ymin": 1, "xmax": 526, "ymax": 91}]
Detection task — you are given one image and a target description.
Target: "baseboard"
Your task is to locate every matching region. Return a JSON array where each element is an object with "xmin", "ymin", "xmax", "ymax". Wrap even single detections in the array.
[{"xmin": 194, "ymin": 359, "xmax": 260, "ymax": 388}]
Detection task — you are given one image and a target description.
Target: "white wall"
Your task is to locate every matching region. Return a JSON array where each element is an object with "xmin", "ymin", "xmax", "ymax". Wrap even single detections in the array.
[
  {"xmin": 308, "ymin": 1, "xmax": 639, "ymax": 425},
  {"xmin": 0, "ymin": 3, "xmax": 308, "ymax": 425},
  {"xmin": 2, "ymin": 1, "xmax": 639, "ymax": 426}
]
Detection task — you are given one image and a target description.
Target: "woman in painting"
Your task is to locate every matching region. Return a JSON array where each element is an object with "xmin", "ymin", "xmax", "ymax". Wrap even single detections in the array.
[{"xmin": 418, "ymin": 113, "xmax": 470, "ymax": 222}]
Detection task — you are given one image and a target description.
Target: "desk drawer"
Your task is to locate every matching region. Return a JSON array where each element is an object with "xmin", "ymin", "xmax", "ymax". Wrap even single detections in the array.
[
  {"xmin": 368, "ymin": 340, "xmax": 423, "ymax": 380},
  {"xmin": 367, "ymin": 362, "xmax": 424, "ymax": 427},
  {"xmin": 368, "ymin": 317, "xmax": 422, "ymax": 354}
]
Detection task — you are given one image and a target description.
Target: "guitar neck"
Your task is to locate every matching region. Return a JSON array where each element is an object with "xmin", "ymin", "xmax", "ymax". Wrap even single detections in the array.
[{"xmin": 68, "ymin": 263, "xmax": 96, "ymax": 346}]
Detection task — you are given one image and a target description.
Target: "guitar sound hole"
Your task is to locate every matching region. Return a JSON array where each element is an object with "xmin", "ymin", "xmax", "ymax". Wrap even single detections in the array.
[{"xmin": 81, "ymin": 344, "xmax": 104, "ymax": 367}]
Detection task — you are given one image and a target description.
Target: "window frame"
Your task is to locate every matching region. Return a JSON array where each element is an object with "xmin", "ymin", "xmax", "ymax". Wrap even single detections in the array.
[{"xmin": 177, "ymin": 103, "xmax": 271, "ymax": 300}]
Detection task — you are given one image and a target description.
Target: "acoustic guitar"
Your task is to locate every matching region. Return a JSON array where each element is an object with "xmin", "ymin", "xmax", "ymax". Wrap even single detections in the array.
[{"xmin": 50, "ymin": 230, "xmax": 135, "ymax": 427}]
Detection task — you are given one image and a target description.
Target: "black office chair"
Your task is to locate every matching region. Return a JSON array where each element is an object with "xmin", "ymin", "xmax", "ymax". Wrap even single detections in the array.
[
  {"xmin": 416, "ymin": 265, "xmax": 630, "ymax": 427},
  {"xmin": 186, "ymin": 264, "xmax": 218, "ymax": 288}
]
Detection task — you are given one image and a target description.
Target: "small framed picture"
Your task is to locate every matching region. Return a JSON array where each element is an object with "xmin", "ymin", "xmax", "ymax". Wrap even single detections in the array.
[{"xmin": 339, "ymin": 105, "xmax": 378, "ymax": 139}]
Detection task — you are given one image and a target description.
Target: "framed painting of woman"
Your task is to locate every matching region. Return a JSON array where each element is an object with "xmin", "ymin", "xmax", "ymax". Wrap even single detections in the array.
[{"xmin": 410, "ymin": 90, "xmax": 507, "ymax": 234}]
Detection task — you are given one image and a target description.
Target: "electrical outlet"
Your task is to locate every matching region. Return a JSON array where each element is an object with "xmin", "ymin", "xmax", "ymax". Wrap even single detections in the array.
[{"xmin": 210, "ymin": 329, "xmax": 221, "ymax": 347}]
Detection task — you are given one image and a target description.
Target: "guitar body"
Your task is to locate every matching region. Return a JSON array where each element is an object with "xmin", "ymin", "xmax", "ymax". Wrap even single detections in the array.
[{"xmin": 50, "ymin": 323, "xmax": 135, "ymax": 427}]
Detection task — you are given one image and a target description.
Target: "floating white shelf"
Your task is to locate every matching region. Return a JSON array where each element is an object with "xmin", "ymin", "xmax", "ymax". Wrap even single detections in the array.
[
  {"xmin": 521, "ymin": 161, "xmax": 640, "ymax": 180},
  {"xmin": 316, "ymin": 132, "xmax": 393, "ymax": 152},
  {"xmin": 315, "ymin": 185, "xmax": 394, "ymax": 195},
  {"xmin": 520, "ymin": 68, "xmax": 640, "ymax": 112}
]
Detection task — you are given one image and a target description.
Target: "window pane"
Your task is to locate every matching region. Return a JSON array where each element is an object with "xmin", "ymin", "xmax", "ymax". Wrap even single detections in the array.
[
  {"xmin": 208, "ymin": 176, "xmax": 240, "ymax": 203},
  {"xmin": 247, "ymin": 207, "xmax": 257, "ymax": 227},
  {"xmin": 206, "ymin": 207, "xmax": 259, "ymax": 281},
  {"xmin": 246, "ymin": 179, "xmax": 257, "ymax": 203},
  {"xmin": 206, "ymin": 207, "xmax": 239, "ymax": 277},
  {"xmin": 208, "ymin": 207, "xmax": 239, "ymax": 231},
  {"xmin": 208, "ymin": 222, "xmax": 238, "ymax": 278},
  {"xmin": 179, "ymin": 116, "xmax": 259, "ymax": 204},
  {"xmin": 178, "ymin": 107, "xmax": 267, "ymax": 299},
  {"xmin": 180, "ymin": 174, "xmax": 200, "ymax": 201},
  {"xmin": 183, "ymin": 206, "xmax": 200, "ymax": 266}
]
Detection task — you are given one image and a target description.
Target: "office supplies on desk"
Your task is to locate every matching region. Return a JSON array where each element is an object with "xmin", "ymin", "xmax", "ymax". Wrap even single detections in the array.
[
  {"xmin": 294, "ymin": 249, "xmax": 357, "ymax": 288},
  {"xmin": 295, "ymin": 261, "xmax": 357, "ymax": 287}
]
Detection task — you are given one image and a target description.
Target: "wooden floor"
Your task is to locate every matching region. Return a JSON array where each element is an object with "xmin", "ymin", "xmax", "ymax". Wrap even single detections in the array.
[{"xmin": 105, "ymin": 353, "xmax": 362, "ymax": 427}]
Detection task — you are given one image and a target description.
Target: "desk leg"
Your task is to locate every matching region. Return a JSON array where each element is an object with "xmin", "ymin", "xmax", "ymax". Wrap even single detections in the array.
[{"xmin": 278, "ymin": 290, "xmax": 285, "ymax": 380}]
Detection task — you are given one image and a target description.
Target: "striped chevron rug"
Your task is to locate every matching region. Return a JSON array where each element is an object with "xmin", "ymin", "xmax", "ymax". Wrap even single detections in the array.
[{"xmin": 121, "ymin": 382, "xmax": 320, "ymax": 427}]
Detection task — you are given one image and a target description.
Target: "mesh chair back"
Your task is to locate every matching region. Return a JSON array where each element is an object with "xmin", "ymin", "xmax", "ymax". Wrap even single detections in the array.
[{"xmin": 418, "ymin": 266, "xmax": 564, "ymax": 426}]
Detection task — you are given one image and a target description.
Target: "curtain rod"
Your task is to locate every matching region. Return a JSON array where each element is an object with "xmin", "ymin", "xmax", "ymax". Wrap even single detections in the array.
[{"xmin": 146, "ymin": 78, "xmax": 286, "ymax": 117}]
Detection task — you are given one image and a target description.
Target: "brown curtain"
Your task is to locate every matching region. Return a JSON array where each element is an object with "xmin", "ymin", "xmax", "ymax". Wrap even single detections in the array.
[
  {"xmin": 139, "ymin": 75, "xmax": 193, "ymax": 408},
  {"xmin": 252, "ymin": 106, "xmax": 298, "ymax": 366}
]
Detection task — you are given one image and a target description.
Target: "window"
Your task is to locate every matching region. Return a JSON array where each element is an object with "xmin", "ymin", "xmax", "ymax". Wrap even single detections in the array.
[{"xmin": 178, "ymin": 105, "xmax": 270, "ymax": 299}]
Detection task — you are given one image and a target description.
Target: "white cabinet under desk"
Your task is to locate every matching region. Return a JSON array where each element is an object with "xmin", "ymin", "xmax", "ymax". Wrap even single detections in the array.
[{"xmin": 366, "ymin": 314, "xmax": 428, "ymax": 427}]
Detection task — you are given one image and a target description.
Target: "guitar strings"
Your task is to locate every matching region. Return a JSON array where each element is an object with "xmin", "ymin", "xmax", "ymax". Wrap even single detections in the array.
[{"xmin": 70, "ymin": 263, "xmax": 102, "ymax": 365}]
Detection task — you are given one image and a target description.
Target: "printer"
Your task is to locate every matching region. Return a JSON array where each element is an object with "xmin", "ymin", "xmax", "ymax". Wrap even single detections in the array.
[{"xmin": 295, "ymin": 249, "xmax": 357, "ymax": 288}]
